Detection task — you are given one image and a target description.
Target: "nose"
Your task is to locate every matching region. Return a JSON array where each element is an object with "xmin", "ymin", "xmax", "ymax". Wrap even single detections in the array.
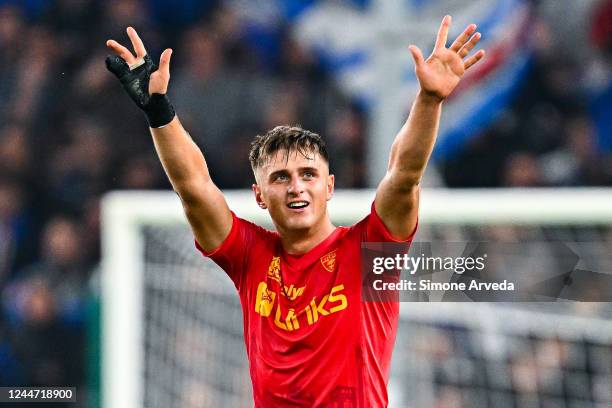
[{"xmin": 287, "ymin": 176, "xmax": 304, "ymax": 195}]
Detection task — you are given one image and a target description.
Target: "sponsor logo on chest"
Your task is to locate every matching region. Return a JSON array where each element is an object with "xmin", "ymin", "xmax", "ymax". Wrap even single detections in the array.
[{"xmin": 255, "ymin": 255, "xmax": 348, "ymax": 332}]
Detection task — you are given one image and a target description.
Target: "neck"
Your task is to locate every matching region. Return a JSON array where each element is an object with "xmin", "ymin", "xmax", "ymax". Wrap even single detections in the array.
[{"xmin": 278, "ymin": 217, "xmax": 336, "ymax": 255}]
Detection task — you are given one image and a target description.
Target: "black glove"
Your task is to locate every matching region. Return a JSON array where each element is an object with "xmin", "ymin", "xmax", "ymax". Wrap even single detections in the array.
[{"xmin": 105, "ymin": 54, "xmax": 175, "ymax": 128}]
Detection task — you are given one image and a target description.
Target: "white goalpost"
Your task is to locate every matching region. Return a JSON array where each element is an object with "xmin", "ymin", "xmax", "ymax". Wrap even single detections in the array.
[{"xmin": 101, "ymin": 188, "xmax": 612, "ymax": 408}]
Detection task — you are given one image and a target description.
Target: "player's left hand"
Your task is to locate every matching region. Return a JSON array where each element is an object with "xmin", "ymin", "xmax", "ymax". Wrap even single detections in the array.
[{"xmin": 409, "ymin": 15, "xmax": 485, "ymax": 102}]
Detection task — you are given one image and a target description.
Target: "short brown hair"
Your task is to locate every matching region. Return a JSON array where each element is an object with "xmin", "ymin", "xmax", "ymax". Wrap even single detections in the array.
[{"xmin": 249, "ymin": 125, "xmax": 329, "ymax": 171}]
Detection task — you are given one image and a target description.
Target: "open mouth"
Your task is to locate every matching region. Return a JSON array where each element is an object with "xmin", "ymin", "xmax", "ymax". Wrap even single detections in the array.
[{"xmin": 287, "ymin": 201, "xmax": 309, "ymax": 210}]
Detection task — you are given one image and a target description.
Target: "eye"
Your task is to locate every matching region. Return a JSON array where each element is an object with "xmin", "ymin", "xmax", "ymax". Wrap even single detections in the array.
[
  {"xmin": 274, "ymin": 174, "xmax": 289, "ymax": 182},
  {"xmin": 303, "ymin": 171, "xmax": 315, "ymax": 179}
]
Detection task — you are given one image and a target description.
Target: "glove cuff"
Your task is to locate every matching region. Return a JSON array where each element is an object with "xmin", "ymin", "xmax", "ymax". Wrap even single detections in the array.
[{"xmin": 144, "ymin": 93, "xmax": 176, "ymax": 128}]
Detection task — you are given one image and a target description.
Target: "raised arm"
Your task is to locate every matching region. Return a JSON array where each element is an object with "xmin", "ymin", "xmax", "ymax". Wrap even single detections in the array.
[
  {"xmin": 375, "ymin": 16, "xmax": 485, "ymax": 239},
  {"xmin": 106, "ymin": 27, "xmax": 232, "ymax": 252}
]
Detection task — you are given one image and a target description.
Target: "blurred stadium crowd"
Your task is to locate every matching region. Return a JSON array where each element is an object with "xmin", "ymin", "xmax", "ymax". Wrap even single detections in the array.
[
  {"xmin": 0, "ymin": 0, "xmax": 610, "ymax": 404},
  {"xmin": 393, "ymin": 306, "xmax": 612, "ymax": 407}
]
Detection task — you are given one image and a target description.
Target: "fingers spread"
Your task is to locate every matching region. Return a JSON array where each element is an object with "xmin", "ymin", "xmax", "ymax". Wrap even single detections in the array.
[
  {"xmin": 435, "ymin": 15, "xmax": 452, "ymax": 50},
  {"xmin": 158, "ymin": 48, "xmax": 173, "ymax": 76},
  {"xmin": 464, "ymin": 49, "xmax": 485, "ymax": 70},
  {"xmin": 450, "ymin": 24, "xmax": 477, "ymax": 52},
  {"xmin": 106, "ymin": 39, "xmax": 136, "ymax": 65},
  {"xmin": 408, "ymin": 45, "xmax": 424, "ymax": 67},
  {"xmin": 127, "ymin": 26, "xmax": 147, "ymax": 58},
  {"xmin": 459, "ymin": 32, "xmax": 481, "ymax": 58}
]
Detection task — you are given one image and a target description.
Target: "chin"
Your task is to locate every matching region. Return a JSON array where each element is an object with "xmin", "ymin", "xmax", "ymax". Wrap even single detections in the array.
[
  {"xmin": 283, "ymin": 212, "xmax": 317, "ymax": 231},
  {"xmin": 285, "ymin": 217, "xmax": 315, "ymax": 231}
]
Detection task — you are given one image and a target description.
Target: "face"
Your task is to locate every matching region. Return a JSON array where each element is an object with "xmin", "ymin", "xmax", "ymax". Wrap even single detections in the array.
[{"xmin": 252, "ymin": 149, "xmax": 334, "ymax": 234}]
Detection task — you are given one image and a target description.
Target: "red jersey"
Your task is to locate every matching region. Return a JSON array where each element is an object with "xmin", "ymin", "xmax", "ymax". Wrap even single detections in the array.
[{"xmin": 196, "ymin": 204, "xmax": 415, "ymax": 407}]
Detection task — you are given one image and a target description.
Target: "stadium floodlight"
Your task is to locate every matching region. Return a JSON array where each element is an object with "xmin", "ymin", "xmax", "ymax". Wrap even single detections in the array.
[{"xmin": 102, "ymin": 188, "xmax": 612, "ymax": 408}]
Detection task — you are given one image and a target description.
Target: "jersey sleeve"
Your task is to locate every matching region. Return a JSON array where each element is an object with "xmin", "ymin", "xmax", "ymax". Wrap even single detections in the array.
[
  {"xmin": 194, "ymin": 211, "xmax": 255, "ymax": 291},
  {"xmin": 362, "ymin": 201, "xmax": 418, "ymax": 243}
]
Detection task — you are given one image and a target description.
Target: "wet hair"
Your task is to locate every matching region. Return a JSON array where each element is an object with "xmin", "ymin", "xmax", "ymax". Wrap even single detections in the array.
[{"xmin": 249, "ymin": 125, "xmax": 329, "ymax": 172}]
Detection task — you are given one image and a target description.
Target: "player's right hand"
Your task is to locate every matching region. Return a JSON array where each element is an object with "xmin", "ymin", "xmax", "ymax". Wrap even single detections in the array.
[{"xmin": 105, "ymin": 27, "xmax": 175, "ymax": 128}]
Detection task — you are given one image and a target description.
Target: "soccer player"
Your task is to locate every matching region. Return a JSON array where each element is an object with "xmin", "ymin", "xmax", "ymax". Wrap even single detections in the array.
[{"xmin": 106, "ymin": 15, "xmax": 484, "ymax": 407}]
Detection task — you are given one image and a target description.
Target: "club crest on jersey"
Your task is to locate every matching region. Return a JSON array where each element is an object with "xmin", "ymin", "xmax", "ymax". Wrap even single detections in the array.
[
  {"xmin": 320, "ymin": 250, "xmax": 337, "ymax": 273},
  {"xmin": 267, "ymin": 256, "xmax": 281, "ymax": 283}
]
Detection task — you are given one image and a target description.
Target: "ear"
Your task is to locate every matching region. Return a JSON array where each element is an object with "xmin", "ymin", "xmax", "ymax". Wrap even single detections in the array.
[
  {"xmin": 326, "ymin": 174, "xmax": 335, "ymax": 201},
  {"xmin": 252, "ymin": 183, "xmax": 267, "ymax": 209}
]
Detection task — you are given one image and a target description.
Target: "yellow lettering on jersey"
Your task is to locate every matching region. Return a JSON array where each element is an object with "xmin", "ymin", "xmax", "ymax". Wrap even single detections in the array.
[
  {"xmin": 271, "ymin": 304, "xmax": 300, "ymax": 332},
  {"xmin": 286, "ymin": 308, "xmax": 299, "ymax": 330},
  {"xmin": 267, "ymin": 256, "xmax": 281, "ymax": 283},
  {"xmin": 282, "ymin": 284, "xmax": 306, "ymax": 300},
  {"xmin": 328, "ymin": 284, "xmax": 348, "ymax": 313},
  {"xmin": 307, "ymin": 295, "xmax": 330, "ymax": 324},
  {"xmin": 274, "ymin": 302, "xmax": 288, "ymax": 330},
  {"xmin": 255, "ymin": 282, "xmax": 275, "ymax": 317},
  {"xmin": 315, "ymin": 295, "xmax": 331, "ymax": 317},
  {"xmin": 257, "ymin": 282, "xmax": 348, "ymax": 330},
  {"xmin": 305, "ymin": 285, "xmax": 347, "ymax": 325},
  {"xmin": 305, "ymin": 304, "xmax": 313, "ymax": 325}
]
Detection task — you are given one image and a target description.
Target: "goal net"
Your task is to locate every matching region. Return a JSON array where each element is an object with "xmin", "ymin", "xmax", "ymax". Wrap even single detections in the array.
[{"xmin": 101, "ymin": 189, "xmax": 612, "ymax": 408}]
